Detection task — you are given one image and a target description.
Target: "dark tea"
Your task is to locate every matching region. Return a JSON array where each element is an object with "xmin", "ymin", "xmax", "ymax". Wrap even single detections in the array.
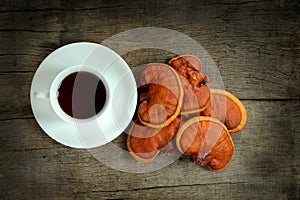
[{"xmin": 57, "ymin": 71, "xmax": 106, "ymax": 119}]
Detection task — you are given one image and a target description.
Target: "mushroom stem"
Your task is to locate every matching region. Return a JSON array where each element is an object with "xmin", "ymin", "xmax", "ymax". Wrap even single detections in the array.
[{"xmin": 190, "ymin": 154, "xmax": 209, "ymax": 166}]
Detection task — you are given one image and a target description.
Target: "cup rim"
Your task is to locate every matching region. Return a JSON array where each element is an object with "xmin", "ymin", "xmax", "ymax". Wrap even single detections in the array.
[{"xmin": 49, "ymin": 64, "xmax": 111, "ymax": 123}]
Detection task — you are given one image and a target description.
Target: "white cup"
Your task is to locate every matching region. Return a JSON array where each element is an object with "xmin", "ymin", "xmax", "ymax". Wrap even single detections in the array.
[{"xmin": 30, "ymin": 42, "xmax": 137, "ymax": 148}]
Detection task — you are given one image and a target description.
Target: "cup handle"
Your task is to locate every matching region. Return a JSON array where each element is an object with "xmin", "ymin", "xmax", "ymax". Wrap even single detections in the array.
[{"xmin": 33, "ymin": 91, "xmax": 50, "ymax": 99}]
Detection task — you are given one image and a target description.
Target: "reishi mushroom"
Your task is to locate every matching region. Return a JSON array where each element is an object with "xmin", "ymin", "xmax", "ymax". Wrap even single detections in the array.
[
  {"xmin": 169, "ymin": 54, "xmax": 211, "ymax": 115},
  {"xmin": 138, "ymin": 63, "xmax": 184, "ymax": 128},
  {"xmin": 126, "ymin": 55, "xmax": 246, "ymax": 172},
  {"xmin": 201, "ymin": 89, "xmax": 247, "ymax": 133},
  {"xmin": 176, "ymin": 116, "xmax": 234, "ymax": 172},
  {"xmin": 127, "ymin": 117, "xmax": 181, "ymax": 162}
]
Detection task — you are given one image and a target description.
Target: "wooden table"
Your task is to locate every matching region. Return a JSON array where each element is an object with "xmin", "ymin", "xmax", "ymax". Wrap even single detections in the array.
[{"xmin": 1, "ymin": 0, "xmax": 299, "ymax": 199}]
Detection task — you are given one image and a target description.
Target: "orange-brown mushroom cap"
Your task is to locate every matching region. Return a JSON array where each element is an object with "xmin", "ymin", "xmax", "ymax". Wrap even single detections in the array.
[
  {"xmin": 176, "ymin": 116, "xmax": 234, "ymax": 172},
  {"xmin": 127, "ymin": 117, "xmax": 181, "ymax": 162},
  {"xmin": 201, "ymin": 89, "xmax": 247, "ymax": 133},
  {"xmin": 138, "ymin": 63, "xmax": 183, "ymax": 128},
  {"xmin": 169, "ymin": 54, "xmax": 202, "ymax": 72},
  {"xmin": 169, "ymin": 55, "xmax": 210, "ymax": 115}
]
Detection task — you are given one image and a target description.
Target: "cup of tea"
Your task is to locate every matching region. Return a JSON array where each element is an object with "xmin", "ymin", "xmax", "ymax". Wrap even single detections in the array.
[
  {"xmin": 30, "ymin": 42, "xmax": 137, "ymax": 148},
  {"xmin": 46, "ymin": 65, "xmax": 108, "ymax": 123}
]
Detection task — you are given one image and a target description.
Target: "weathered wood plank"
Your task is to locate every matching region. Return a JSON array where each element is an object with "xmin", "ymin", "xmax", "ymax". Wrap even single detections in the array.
[
  {"xmin": 2, "ymin": 0, "xmax": 297, "ymax": 13},
  {"xmin": 0, "ymin": 100, "xmax": 299, "ymax": 198},
  {"xmin": 1, "ymin": 0, "xmax": 298, "ymax": 32},
  {"xmin": 0, "ymin": 73, "xmax": 33, "ymax": 120},
  {"xmin": 0, "ymin": 0, "xmax": 299, "ymax": 199},
  {"xmin": 76, "ymin": 182, "xmax": 298, "ymax": 200},
  {"xmin": 0, "ymin": 67, "xmax": 299, "ymax": 122},
  {"xmin": 0, "ymin": 0, "xmax": 299, "ymax": 100},
  {"xmin": 0, "ymin": 70, "xmax": 299, "ymax": 120}
]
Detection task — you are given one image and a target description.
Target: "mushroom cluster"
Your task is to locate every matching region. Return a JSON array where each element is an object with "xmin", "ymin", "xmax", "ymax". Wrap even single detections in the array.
[{"xmin": 127, "ymin": 55, "xmax": 247, "ymax": 172}]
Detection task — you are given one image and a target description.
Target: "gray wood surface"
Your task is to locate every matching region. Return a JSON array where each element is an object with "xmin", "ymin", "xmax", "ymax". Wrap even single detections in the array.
[{"xmin": 0, "ymin": 0, "xmax": 299, "ymax": 199}]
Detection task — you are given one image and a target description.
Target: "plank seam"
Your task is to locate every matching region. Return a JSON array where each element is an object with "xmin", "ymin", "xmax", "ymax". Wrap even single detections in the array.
[
  {"xmin": 77, "ymin": 181, "xmax": 248, "ymax": 194},
  {"xmin": 0, "ymin": 117, "xmax": 34, "ymax": 122},
  {"xmin": 0, "ymin": 4, "xmax": 129, "ymax": 13}
]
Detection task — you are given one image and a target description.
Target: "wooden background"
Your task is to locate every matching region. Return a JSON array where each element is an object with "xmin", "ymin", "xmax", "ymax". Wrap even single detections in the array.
[{"xmin": 1, "ymin": 0, "xmax": 299, "ymax": 199}]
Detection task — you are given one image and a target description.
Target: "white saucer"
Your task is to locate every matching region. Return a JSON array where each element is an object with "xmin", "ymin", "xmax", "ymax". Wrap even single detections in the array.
[{"xmin": 30, "ymin": 42, "xmax": 137, "ymax": 148}]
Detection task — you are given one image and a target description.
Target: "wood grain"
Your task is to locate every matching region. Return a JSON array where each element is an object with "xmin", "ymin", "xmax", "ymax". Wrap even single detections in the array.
[
  {"xmin": 0, "ymin": 0, "xmax": 299, "ymax": 99},
  {"xmin": 0, "ymin": 73, "xmax": 33, "ymax": 120},
  {"xmin": 0, "ymin": 71, "xmax": 299, "ymax": 121},
  {"xmin": 0, "ymin": 0, "xmax": 299, "ymax": 199},
  {"xmin": 0, "ymin": 101, "xmax": 299, "ymax": 199}
]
